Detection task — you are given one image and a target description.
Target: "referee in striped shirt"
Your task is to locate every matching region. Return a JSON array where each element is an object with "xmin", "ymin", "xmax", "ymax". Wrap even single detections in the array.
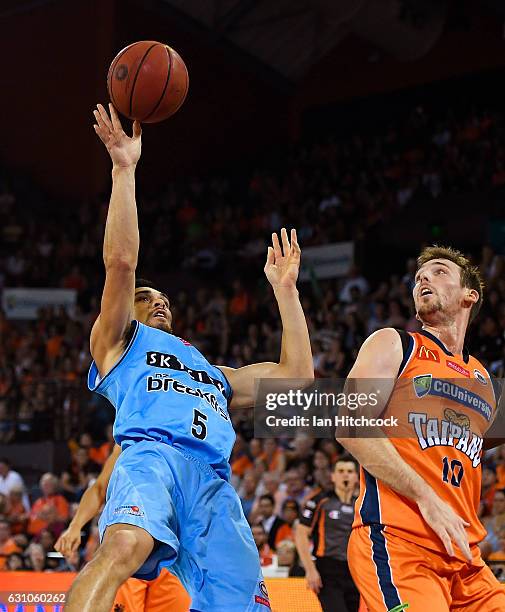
[{"xmin": 295, "ymin": 456, "xmax": 359, "ymax": 612}]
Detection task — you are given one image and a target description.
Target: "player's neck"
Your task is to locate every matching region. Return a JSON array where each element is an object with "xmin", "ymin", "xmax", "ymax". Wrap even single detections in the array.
[{"xmin": 421, "ymin": 321, "xmax": 467, "ymax": 356}]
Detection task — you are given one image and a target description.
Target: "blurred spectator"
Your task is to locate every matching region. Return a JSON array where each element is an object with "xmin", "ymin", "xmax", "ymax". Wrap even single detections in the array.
[
  {"xmin": 480, "ymin": 488, "xmax": 505, "ymax": 559},
  {"xmin": 251, "ymin": 523, "xmax": 273, "ymax": 567},
  {"xmin": 38, "ymin": 527, "xmax": 59, "ymax": 571},
  {"xmin": 496, "ymin": 446, "xmax": 505, "ymax": 489},
  {"xmin": 276, "ymin": 539, "xmax": 305, "ymax": 577},
  {"xmin": 253, "ymin": 494, "xmax": 292, "ymax": 551},
  {"xmin": 280, "ymin": 499, "xmax": 300, "ymax": 531},
  {"xmin": 480, "ymin": 466, "xmax": 498, "ymax": 519},
  {"xmin": 5, "ymin": 551, "xmax": 25, "ymax": 571},
  {"xmin": 259, "ymin": 472, "xmax": 281, "ymax": 499},
  {"xmin": 488, "ymin": 526, "xmax": 505, "ymax": 563},
  {"xmin": 12, "ymin": 533, "xmax": 29, "ymax": 553},
  {"xmin": 0, "ymin": 520, "xmax": 22, "ymax": 570},
  {"xmin": 285, "ymin": 433, "xmax": 315, "ymax": 467},
  {"xmin": 28, "ymin": 473, "xmax": 69, "ymax": 537},
  {"xmin": 5, "ymin": 486, "xmax": 29, "ymax": 534},
  {"xmin": 231, "ymin": 433, "xmax": 253, "ymax": 481},
  {"xmin": 488, "ymin": 527, "xmax": 505, "ymax": 584},
  {"xmin": 312, "ymin": 467, "xmax": 333, "ymax": 496},
  {"xmin": 61, "ymin": 447, "xmax": 100, "ymax": 502},
  {"xmin": 339, "ymin": 267, "xmax": 369, "ymax": 304},
  {"xmin": 25, "ymin": 542, "xmax": 48, "ymax": 572},
  {"xmin": 91, "ymin": 425, "xmax": 115, "ymax": 465},
  {"xmin": 275, "ymin": 469, "xmax": 311, "ymax": 513},
  {"xmin": 239, "ymin": 470, "xmax": 259, "ymax": 520},
  {"xmin": 0, "ymin": 458, "xmax": 29, "ymax": 510},
  {"xmin": 0, "ymin": 493, "xmax": 7, "ymax": 517},
  {"xmin": 249, "ymin": 439, "xmax": 263, "ymax": 461}
]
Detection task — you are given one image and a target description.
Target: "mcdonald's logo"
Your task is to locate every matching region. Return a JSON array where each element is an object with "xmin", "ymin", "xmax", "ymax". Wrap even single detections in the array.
[{"xmin": 417, "ymin": 345, "xmax": 440, "ymax": 362}]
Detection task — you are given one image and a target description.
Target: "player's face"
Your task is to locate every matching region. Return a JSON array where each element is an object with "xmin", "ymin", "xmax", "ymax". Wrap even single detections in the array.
[
  {"xmin": 413, "ymin": 259, "xmax": 472, "ymax": 324},
  {"xmin": 134, "ymin": 287, "xmax": 173, "ymax": 333},
  {"xmin": 331, "ymin": 461, "xmax": 358, "ymax": 490}
]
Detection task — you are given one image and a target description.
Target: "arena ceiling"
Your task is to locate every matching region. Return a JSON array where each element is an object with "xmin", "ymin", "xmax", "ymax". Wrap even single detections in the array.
[
  {"xmin": 161, "ymin": 0, "xmax": 452, "ymax": 81},
  {"xmin": 4, "ymin": 0, "xmax": 504, "ymax": 84}
]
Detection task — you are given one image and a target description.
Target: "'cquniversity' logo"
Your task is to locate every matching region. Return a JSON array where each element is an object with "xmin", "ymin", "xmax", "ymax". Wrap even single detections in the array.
[{"xmin": 413, "ymin": 376, "xmax": 492, "ymax": 421}]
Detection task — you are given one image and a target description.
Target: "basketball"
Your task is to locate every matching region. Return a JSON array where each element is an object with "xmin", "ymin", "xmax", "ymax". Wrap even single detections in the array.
[{"xmin": 107, "ymin": 40, "xmax": 188, "ymax": 123}]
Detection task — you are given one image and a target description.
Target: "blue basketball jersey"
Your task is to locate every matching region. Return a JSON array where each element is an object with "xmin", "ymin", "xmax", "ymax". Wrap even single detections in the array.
[{"xmin": 88, "ymin": 320, "xmax": 235, "ymax": 480}]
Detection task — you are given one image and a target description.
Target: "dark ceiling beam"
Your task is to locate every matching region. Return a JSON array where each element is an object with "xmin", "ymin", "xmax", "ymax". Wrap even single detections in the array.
[
  {"xmin": 215, "ymin": 0, "xmax": 257, "ymax": 34},
  {"xmin": 0, "ymin": 0, "xmax": 60, "ymax": 20},
  {"xmin": 232, "ymin": 7, "xmax": 311, "ymax": 32},
  {"xmin": 129, "ymin": 0, "xmax": 294, "ymax": 92}
]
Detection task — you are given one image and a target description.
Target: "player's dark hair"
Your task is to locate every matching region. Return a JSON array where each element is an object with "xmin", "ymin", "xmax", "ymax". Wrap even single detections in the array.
[
  {"xmin": 259, "ymin": 494, "xmax": 275, "ymax": 505},
  {"xmin": 416, "ymin": 245, "xmax": 484, "ymax": 323},
  {"xmin": 135, "ymin": 278, "xmax": 156, "ymax": 290},
  {"xmin": 0, "ymin": 457, "xmax": 10, "ymax": 466}
]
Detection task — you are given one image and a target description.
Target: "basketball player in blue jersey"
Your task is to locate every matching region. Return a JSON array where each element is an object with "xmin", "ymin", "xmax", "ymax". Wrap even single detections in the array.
[{"xmin": 65, "ymin": 104, "xmax": 314, "ymax": 612}]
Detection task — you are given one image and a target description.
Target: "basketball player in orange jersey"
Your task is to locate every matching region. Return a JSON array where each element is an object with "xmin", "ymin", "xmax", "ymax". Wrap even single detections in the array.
[
  {"xmin": 337, "ymin": 246, "xmax": 505, "ymax": 611},
  {"xmin": 55, "ymin": 446, "xmax": 190, "ymax": 612}
]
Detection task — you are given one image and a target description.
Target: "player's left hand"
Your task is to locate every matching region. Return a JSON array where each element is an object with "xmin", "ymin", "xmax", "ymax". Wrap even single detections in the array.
[{"xmin": 264, "ymin": 228, "xmax": 301, "ymax": 289}]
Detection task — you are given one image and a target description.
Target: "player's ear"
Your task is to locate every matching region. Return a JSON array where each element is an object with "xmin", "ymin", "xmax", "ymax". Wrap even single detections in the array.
[
  {"xmin": 465, "ymin": 288, "xmax": 479, "ymax": 305},
  {"xmin": 415, "ymin": 312, "xmax": 421, "ymax": 322}
]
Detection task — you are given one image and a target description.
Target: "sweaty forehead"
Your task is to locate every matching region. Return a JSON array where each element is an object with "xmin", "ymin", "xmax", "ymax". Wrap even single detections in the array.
[{"xmin": 416, "ymin": 258, "xmax": 460, "ymax": 276}]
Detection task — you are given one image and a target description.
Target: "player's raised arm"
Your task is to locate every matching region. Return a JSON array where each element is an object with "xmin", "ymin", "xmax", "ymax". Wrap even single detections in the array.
[
  {"xmin": 337, "ymin": 328, "xmax": 472, "ymax": 561},
  {"xmin": 90, "ymin": 104, "xmax": 142, "ymax": 376},
  {"xmin": 218, "ymin": 228, "xmax": 314, "ymax": 409},
  {"xmin": 55, "ymin": 445, "xmax": 121, "ymax": 558}
]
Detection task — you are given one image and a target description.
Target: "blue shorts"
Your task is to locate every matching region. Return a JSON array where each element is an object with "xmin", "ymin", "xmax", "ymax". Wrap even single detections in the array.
[{"xmin": 99, "ymin": 440, "xmax": 270, "ymax": 612}]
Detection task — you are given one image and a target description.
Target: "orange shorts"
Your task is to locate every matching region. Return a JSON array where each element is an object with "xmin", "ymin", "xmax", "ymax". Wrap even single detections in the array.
[
  {"xmin": 112, "ymin": 568, "xmax": 191, "ymax": 612},
  {"xmin": 348, "ymin": 526, "xmax": 505, "ymax": 612}
]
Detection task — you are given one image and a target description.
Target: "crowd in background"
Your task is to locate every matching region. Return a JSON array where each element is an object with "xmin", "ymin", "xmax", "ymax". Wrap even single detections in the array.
[
  {"xmin": 1, "ymin": 103, "xmax": 505, "ymax": 579},
  {"xmin": 1, "ymin": 105, "xmax": 505, "ymax": 298}
]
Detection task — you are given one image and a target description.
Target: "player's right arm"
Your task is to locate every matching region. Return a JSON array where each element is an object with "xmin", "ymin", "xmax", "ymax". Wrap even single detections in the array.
[
  {"xmin": 55, "ymin": 444, "xmax": 121, "ymax": 557},
  {"xmin": 90, "ymin": 104, "xmax": 142, "ymax": 376},
  {"xmin": 337, "ymin": 328, "xmax": 472, "ymax": 561}
]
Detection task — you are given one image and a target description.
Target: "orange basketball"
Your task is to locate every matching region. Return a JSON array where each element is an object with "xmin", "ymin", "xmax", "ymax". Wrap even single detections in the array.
[{"xmin": 107, "ymin": 40, "xmax": 188, "ymax": 123}]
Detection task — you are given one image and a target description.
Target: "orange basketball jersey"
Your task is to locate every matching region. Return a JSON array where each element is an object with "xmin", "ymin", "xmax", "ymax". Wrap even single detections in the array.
[{"xmin": 353, "ymin": 330, "xmax": 499, "ymax": 560}]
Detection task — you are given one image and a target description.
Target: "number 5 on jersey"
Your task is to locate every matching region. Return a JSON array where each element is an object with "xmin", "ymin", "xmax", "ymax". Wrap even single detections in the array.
[{"xmin": 192, "ymin": 409, "xmax": 208, "ymax": 440}]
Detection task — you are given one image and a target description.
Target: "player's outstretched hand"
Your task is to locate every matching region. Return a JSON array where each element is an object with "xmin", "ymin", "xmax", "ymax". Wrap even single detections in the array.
[
  {"xmin": 305, "ymin": 567, "xmax": 323, "ymax": 594},
  {"xmin": 417, "ymin": 489, "xmax": 472, "ymax": 561},
  {"xmin": 93, "ymin": 103, "xmax": 142, "ymax": 169},
  {"xmin": 54, "ymin": 525, "xmax": 82, "ymax": 558},
  {"xmin": 264, "ymin": 228, "xmax": 301, "ymax": 289}
]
